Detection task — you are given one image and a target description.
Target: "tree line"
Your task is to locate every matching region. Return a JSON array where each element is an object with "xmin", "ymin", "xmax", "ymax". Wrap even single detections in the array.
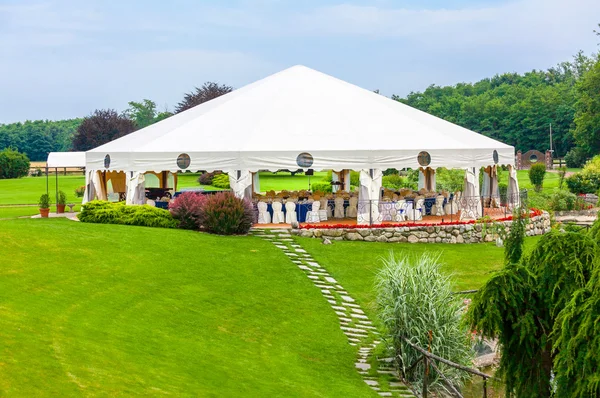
[
  {"xmin": 394, "ymin": 50, "xmax": 599, "ymax": 166},
  {"xmin": 0, "ymin": 82, "xmax": 232, "ymax": 160}
]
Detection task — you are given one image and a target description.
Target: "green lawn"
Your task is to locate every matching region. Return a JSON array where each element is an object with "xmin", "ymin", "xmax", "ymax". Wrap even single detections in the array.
[
  {"xmin": 0, "ymin": 175, "xmax": 85, "ymax": 205},
  {"xmin": 294, "ymin": 236, "xmax": 541, "ymax": 318},
  {"xmin": 0, "ymin": 219, "xmax": 375, "ymax": 397}
]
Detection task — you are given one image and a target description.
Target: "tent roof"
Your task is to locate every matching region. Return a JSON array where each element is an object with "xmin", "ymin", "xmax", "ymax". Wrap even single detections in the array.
[
  {"xmin": 87, "ymin": 65, "xmax": 514, "ymax": 172},
  {"xmin": 47, "ymin": 152, "xmax": 86, "ymax": 168}
]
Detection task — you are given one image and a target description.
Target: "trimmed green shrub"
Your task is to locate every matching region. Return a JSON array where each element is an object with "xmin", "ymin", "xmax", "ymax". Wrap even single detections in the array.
[
  {"xmin": 211, "ymin": 173, "xmax": 231, "ymax": 189},
  {"xmin": 198, "ymin": 192, "xmax": 253, "ymax": 235},
  {"xmin": 0, "ymin": 148, "xmax": 30, "ymax": 179},
  {"xmin": 565, "ymin": 172, "xmax": 600, "ymax": 194},
  {"xmin": 197, "ymin": 171, "xmax": 221, "ymax": 186},
  {"xmin": 169, "ymin": 192, "xmax": 206, "ymax": 230},
  {"xmin": 564, "ymin": 146, "xmax": 589, "ymax": 168},
  {"xmin": 547, "ymin": 189, "xmax": 586, "ymax": 211},
  {"xmin": 310, "ymin": 181, "xmax": 332, "ymax": 193},
  {"xmin": 79, "ymin": 201, "xmax": 178, "ymax": 228},
  {"xmin": 528, "ymin": 163, "xmax": 546, "ymax": 191}
]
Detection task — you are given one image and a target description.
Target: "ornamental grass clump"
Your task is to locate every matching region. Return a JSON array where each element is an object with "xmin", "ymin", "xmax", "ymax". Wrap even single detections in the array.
[
  {"xmin": 198, "ymin": 192, "xmax": 254, "ymax": 235},
  {"xmin": 169, "ymin": 192, "xmax": 206, "ymax": 230},
  {"xmin": 376, "ymin": 252, "xmax": 473, "ymax": 396}
]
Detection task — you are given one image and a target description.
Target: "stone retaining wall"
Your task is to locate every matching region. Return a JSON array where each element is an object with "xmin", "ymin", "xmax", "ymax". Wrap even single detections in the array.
[{"xmin": 291, "ymin": 212, "xmax": 551, "ymax": 244}]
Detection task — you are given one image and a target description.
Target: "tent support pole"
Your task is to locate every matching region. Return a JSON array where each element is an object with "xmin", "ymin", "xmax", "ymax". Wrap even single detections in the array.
[
  {"xmin": 45, "ymin": 166, "xmax": 49, "ymax": 195},
  {"xmin": 55, "ymin": 168, "xmax": 58, "ymax": 210}
]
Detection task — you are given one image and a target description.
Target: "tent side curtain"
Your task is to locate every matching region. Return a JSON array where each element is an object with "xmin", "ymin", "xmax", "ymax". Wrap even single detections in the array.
[
  {"xmin": 357, "ymin": 169, "xmax": 382, "ymax": 225},
  {"xmin": 228, "ymin": 170, "xmax": 252, "ymax": 200}
]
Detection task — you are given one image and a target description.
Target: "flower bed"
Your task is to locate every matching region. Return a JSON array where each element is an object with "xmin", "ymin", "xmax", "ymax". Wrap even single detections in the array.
[{"xmin": 291, "ymin": 210, "xmax": 550, "ymax": 244}]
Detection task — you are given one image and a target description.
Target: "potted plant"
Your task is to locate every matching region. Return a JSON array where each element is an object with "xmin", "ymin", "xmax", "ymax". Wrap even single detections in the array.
[
  {"xmin": 39, "ymin": 193, "xmax": 51, "ymax": 218},
  {"xmin": 57, "ymin": 190, "xmax": 67, "ymax": 213}
]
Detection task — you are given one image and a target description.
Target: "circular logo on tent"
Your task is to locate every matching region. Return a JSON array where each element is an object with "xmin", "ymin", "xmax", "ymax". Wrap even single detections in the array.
[
  {"xmin": 493, "ymin": 150, "xmax": 499, "ymax": 164},
  {"xmin": 296, "ymin": 152, "xmax": 314, "ymax": 168},
  {"xmin": 104, "ymin": 154, "xmax": 111, "ymax": 169},
  {"xmin": 417, "ymin": 151, "xmax": 431, "ymax": 167},
  {"xmin": 177, "ymin": 153, "xmax": 191, "ymax": 169}
]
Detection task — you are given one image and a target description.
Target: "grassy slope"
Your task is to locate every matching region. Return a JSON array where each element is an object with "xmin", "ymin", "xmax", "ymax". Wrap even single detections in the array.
[
  {"xmin": 0, "ymin": 219, "xmax": 374, "ymax": 397},
  {"xmin": 295, "ymin": 237, "xmax": 541, "ymax": 318}
]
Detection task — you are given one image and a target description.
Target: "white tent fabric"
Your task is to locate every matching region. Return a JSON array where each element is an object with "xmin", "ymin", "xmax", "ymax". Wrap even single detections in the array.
[
  {"xmin": 92, "ymin": 171, "xmax": 107, "ymax": 201},
  {"xmin": 82, "ymin": 169, "xmax": 96, "ymax": 204},
  {"xmin": 228, "ymin": 170, "xmax": 252, "ymax": 200},
  {"xmin": 418, "ymin": 168, "xmax": 436, "ymax": 191},
  {"xmin": 358, "ymin": 169, "xmax": 383, "ymax": 225},
  {"xmin": 252, "ymin": 172, "xmax": 260, "ymax": 194},
  {"xmin": 86, "ymin": 65, "xmax": 515, "ymax": 173},
  {"xmin": 461, "ymin": 168, "xmax": 482, "ymax": 219},
  {"xmin": 126, "ymin": 172, "xmax": 146, "ymax": 205},
  {"xmin": 507, "ymin": 165, "xmax": 520, "ymax": 209},
  {"xmin": 47, "ymin": 152, "xmax": 86, "ymax": 168}
]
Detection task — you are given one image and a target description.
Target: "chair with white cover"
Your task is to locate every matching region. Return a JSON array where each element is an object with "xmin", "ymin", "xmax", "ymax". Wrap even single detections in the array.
[
  {"xmin": 318, "ymin": 198, "xmax": 329, "ymax": 221},
  {"xmin": 285, "ymin": 201, "xmax": 297, "ymax": 224},
  {"xmin": 444, "ymin": 191, "xmax": 460, "ymax": 215},
  {"xmin": 346, "ymin": 196, "xmax": 358, "ymax": 218},
  {"xmin": 431, "ymin": 195, "xmax": 446, "ymax": 216},
  {"xmin": 334, "ymin": 197, "xmax": 345, "ymax": 218},
  {"xmin": 272, "ymin": 201, "xmax": 285, "ymax": 224},
  {"xmin": 394, "ymin": 200, "xmax": 407, "ymax": 221},
  {"xmin": 306, "ymin": 201, "xmax": 321, "ymax": 223},
  {"xmin": 257, "ymin": 201, "xmax": 271, "ymax": 224},
  {"xmin": 406, "ymin": 198, "xmax": 424, "ymax": 221}
]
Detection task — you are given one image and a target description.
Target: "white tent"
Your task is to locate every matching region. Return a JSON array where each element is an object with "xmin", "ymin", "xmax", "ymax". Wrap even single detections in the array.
[
  {"xmin": 86, "ymin": 65, "xmax": 514, "ymax": 174},
  {"xmin": 47, "ymin": 152, "xmax": 86, "ymax": 168}
]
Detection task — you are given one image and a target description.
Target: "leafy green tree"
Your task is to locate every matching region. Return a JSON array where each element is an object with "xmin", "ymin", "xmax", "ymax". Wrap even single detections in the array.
[
  {"xmin": 175, "ymin": 82, "xmax": 233, "ymax": 114},
  {"xmin": 124, "ymin": 99, "xmax": 172, "ymax": 129},
  {"xmin": 72, "ymin": 109, "xmax": 136, "ymax": 151},
  {"xmin": 571, "ymin": 54, "xmax": 600, "ymax": 157},
  {"xmin": 0, "ymin": 148, "xmax": 30, "ymax": 179}
]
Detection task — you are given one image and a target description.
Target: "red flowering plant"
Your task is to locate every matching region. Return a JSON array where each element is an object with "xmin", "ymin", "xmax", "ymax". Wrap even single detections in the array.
[{"xmin": 299, "ymin": 208, "xmax": 543, "ymax": 229}]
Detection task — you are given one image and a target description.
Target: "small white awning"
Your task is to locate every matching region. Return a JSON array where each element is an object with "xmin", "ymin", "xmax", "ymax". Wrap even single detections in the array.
[{"xmin": 47, "ymin": 152, "xmax": 86, "ymax": 168}]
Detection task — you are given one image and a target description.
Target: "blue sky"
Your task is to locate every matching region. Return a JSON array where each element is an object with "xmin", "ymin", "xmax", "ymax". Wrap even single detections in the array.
[{"xmin": 0, "ymin": 0, "xmax": 599, "ymax": 123}]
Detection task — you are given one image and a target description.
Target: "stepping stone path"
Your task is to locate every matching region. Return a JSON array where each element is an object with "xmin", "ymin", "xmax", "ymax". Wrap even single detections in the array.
[{"xmin": 252, "ymin": 228, "xmax": 415, "ymax": 397}]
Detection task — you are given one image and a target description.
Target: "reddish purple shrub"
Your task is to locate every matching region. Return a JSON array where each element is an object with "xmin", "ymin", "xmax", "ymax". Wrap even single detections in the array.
[
  {"xmin": 169, "ymin": 192, "xmax": 206, "ymax": 230},
  {"xmin": 198, "ymin": 192, "xmax": 254, "ymax": 235},
  {"xmin": 197, "ymin": 171, "xmax": 221, "ymax": 186}
]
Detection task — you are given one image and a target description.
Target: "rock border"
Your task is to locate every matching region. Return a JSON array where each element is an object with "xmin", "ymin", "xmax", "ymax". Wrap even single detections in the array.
[{"xmin": 291, "ymin": 212, "xmax": 551, "ymax": 244}]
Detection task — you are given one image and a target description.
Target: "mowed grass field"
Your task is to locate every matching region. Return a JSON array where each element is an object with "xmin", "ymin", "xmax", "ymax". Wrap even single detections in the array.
[
  {"xmin": 0, "ymin": 219, "xmax": 375, "ymax": 397},
  {"xmin": 0, "ymin": 172, "xmax": 329, "ymax": 206},
  {"xmin": 294, "ymin": 236, "xmax": 542, "ymax": 319}
]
